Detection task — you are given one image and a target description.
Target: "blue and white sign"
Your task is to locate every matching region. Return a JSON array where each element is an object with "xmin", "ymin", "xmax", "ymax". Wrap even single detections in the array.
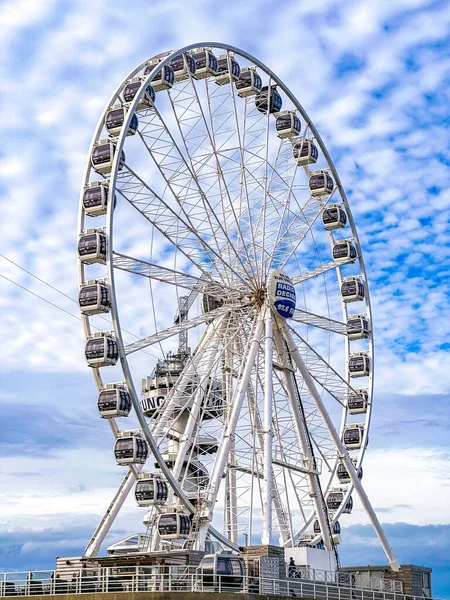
[{"xmin": 267, "ymin": 270, "xmax": 296, "ymax": 319}]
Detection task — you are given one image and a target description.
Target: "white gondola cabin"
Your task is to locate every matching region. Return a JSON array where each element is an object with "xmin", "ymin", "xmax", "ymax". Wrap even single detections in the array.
[
  {"xmin": 349, "ymin": 352, "xmax": 370, "ymax": 377},
  {"xmin": 157, "ymin": 512, "xmax": 191, "ymax": 540},
  {"xmin": 144, "ymin": 60, "xmax": 174, "ymax": 92},
  {"xmin": 105, "ymin": 105, "xmax": 138, "ymax": 137},
  {"xmin": 85, "ymin": 332, "xmax": 118, "ymax": 367},
  {"xmin": 215, "ymin": 53, "xmax": 241, "ymax": 85},
  {"xmin": 341, "ymin": 276, "xmax": 365, "ymax": 303},
  {"xmin": 347, "ymin": 314, "xmax": 369, "ymax": 340},
  {"xmin": 313, "ymin": 520, "xmax": 341, "ymax": 535},
  {"xmin": 79, "ymin": 280, "xmax": 110, "ymax": 315},
  {"xmin": 98, "ymin": 383, "xmax": 132, "ymax": 418},
  {"xmin": 327, "ymin": 488, "xmax": 353, "ymax": 514},
  {"xmin": 275, "ymin": 111, "xmax": 301, "ymax": 139},
  {"xmin": 170, "ymin": 53, "xmax": 196, "ymax": 82},
  {"xmin": 114, "ymin": 432, "xmax": 148, "ymax": 465},
  {"xmin": 347, "ymin": 388, "xmax": 369, "ymax": 414},
  {"xmin": 309, "ymin": 170, "xmax": 334, "ymax": 196},
  {"xmin": 322, "ymin": 204, "xmax": 347, "ymax": 230},
  {"xmin": 199, "ymin": 553, "xmax": 245, "ymax": 590},
  {"xmin": 91, "ymin": 139, "xmax": 125, "ymax": 175},
  {"xmin": 78, "ymin": 229, "xmax": 107, "ymax": 264},
  {"xmin": 191, "ymin": 48, "xmax": 218, "ymax": 79},
  {"xmin": 337, "ymin": 460, "xmax": 363, "ymax": 484},
  {"xmin": 123, "ymin": 78, "xmax": 156, "ymax": 111},
  {"xmin": 235, "ymin": 67, "xmax": 262, "ymax": 97},
  {"xmin": 292, "ymin": 138, "xmax": 318, "ymax": 166},
  {"xmin": 343, "ymin": 423, "xmax": 365, "ymax": 450},
  {"xmin": 255, "ymin": 85, "xmax": 282, "ymax": 114},
  {"xmin": 332, "ymin": 239, "xmax": 357, "ymax": 263},
  {"xmin": 135, "ymin": 473, "xmax": 168, "ymax": 507},
  {"xmin": 83, "ymin": 181, "xmax": 116, "ymax": 217}
]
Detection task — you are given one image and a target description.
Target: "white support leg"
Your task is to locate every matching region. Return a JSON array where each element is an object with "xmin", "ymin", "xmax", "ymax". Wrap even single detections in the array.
[
  {"xmin": 262, "ymin": 306, "xmax": 274, "ymax": 545},
  {"xmin": 84, "ymin": 466, "xmax": 141, "ymax": 557},
  {"xmin": 281, "ymin": 322, "xmax": 400, "ymax": 571},
  {"xmin": 273, "ymin": 327, "xmax": 333, "ymax": 552},
  {"xmin": 195, "ymin": 309, "xmax": 265, "ymax": 549}
]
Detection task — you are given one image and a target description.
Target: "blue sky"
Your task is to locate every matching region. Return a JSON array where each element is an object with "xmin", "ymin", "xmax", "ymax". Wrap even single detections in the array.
[{"xmin": 0, "ymin": 0, "xmax": 449, "ymax": 597}]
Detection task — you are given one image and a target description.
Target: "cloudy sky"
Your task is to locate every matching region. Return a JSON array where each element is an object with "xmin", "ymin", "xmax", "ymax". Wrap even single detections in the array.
[{"xmin": 0, "ymin": 0, "xmax": 449, "ymax": 597}]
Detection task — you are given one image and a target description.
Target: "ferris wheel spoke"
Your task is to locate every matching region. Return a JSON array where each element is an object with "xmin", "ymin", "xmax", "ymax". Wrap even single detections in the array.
[
  {"xmin": 136, "ymin": 102, "xmax": 253, "ymax": 286},
  {"xmin": 263, "ymin": 140, "xmax": 302, "ymax": 275},
  {"xmin": 203, "ymin": 70, "xmax": 260, "ymax": 281},
  {"xmin": 112, "ymin": 251, "xmax": 237, "ymax": 300},
  {"xmin": 115, "ymin": 163, "xmax": 248, "ymax": 287},
  {"xmin": 291, "ymin": 309, "xmax": 347, "ymax": 335},
  {"xmin": 166, "ymin": 69, "xmax": 258, "ymax": 283},
  {"xmin": 291, "ymin": 258, "xmax": 353, "ymax": 286},
  {"xmin": 288, "ymin": 325, "xmax": 360, "ymax": 408},
  {"xmin": 277, "ymin": 189, "xmax": 339, "ymax": 272},
  {"xmin": 124, "ymin": 304, "xmax": 235, "ymax": 355}
]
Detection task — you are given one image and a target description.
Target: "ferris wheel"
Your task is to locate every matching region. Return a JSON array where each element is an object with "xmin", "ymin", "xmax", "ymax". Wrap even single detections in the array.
[{"xmin": 77, "ymin": 42, "xmax": 399, "ymax": 569}]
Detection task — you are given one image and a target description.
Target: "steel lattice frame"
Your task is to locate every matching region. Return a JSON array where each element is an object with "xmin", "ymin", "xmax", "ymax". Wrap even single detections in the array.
[{"xmin": 77, "ymin": 42, "xmax": 399, "ymax": 569}]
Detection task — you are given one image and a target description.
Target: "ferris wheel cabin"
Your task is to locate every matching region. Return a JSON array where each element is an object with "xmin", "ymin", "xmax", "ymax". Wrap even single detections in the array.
[
  {"xmin": 309, "ymin": 170, "xmax": 334, "ymax": 196},
  {"xmin": 332, "ymin": 240, "xmax": 357, "ymax": 263},
  {"xmin": 114, "ymin": 433, "xmax": 149, "ymax": 465},
  {"xmin": 341, "ymin": 276, "xmax": 365, "ymax": 302},
  {"xmin": 235, "ymin": 67, "xmax": 262, "ymax": 97},
  {"xmin": 313, "ymin": 520, "xmax": 341, "ymax": 536},
  {"xmin": 144, "ymin": 60, "xmax": 174, "ymax": 91},
  {"xmin": 123, "ymin": 78, "xmax": 156, "ymax": 111},
  {"xmin": 78, "ymin": 230, "xmax": 107, "ymax": 264},
  {"xmin": 157, "ymin": 512, "xmax": 191, "ymax": 540},
  {"xmin": 170, "ymin": 53, "xmax": 196, "ymax": 82},
  {"xmin": 83, "ymin": 181, "xmax": 116, "ymax": 217},
  {"xmin": 322, "ymin": 204, "xmax": 347, "ymax": 230},
  {"xmin": 85, "ymin": 332, "xmax": 118, "ymax": 368},
  {"xmin": 97, "ymin": 383, "xmax": 132, "ymax": 418},
  {"xmin": 337, "ymin": 461, "xmax": 363, "ymax": 484},
  {"xmin": 347, "ymin": 314, "xmax": 370, "ymax": 340},
  {"xmin": 275, "ymin": 111, "xmax": 301, "ymax": 138},
  {"xmin": 191, "ymin": 48, "xmax": 218, "ymax": 79},
  {"xmin": 347, "ymin": 388, "xmax": 369, "ymax": 414},
  {"xmin": 91, "ymin": 139, "xmax": 125, "ymax": 175},
  {"xmin": 349, "ymin": 352, "xmax": 370, "ymax": 377},
  {"xmin": 292, "ymin": 138, "xmax": 318, "ymax": 166},
  {"xmin": 79, "ymin": 281, "xmax": 110, "ymax": 315},
  {"xmin": 215, "ymin": 53, "xmax": 241, "ymax": 85},
  {"xmin": 343, "ymin": 423, "xmax": 366, "ymax": 450},
  {"xmin": 105, "ymin": 106, "xmax": 139, "ymax": 137},
  {"xmin": 199, "ymin": 553, "xmax": 245, "ymax": 590},
  {"xmin": 135, "ymin": 473, "xmax": 168, "ymax": 507},
  {"xmin": 255, "ymin": 85, "xmax": 282, "ymax": 114},
  {"xmin": 327, "ymin": 489, "xmax": 353, "ymax": 514}
]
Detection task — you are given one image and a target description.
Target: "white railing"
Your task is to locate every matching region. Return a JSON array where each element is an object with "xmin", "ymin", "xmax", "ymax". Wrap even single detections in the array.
[
  {"xmin": 0, "ymin": 566, "xmax": 433, "ymax": 600},
  {"xmin": 290, "ymin": 566, "xmax": 403, "ymax": 593}
]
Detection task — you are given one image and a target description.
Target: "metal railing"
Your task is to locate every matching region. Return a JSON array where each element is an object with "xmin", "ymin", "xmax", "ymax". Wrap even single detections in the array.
[
  {"xmin": 0, "ymin": 566, "xmax": 433, "ymax": 600},
  {"xmin": 289, "ymin": 567, "xmax": 403, "ymax": 593}
]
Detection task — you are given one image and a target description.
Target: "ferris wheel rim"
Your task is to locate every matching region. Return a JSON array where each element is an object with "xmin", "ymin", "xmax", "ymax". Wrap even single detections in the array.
[{"xmin": 77, "ymin": 41, "xmax": 375, "ymax": 552}]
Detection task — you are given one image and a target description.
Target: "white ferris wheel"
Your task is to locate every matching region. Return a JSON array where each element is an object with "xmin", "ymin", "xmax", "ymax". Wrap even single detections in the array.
[{"xmin": 77, "ymin": 42, "xmax": 399, "ymax": 570}]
